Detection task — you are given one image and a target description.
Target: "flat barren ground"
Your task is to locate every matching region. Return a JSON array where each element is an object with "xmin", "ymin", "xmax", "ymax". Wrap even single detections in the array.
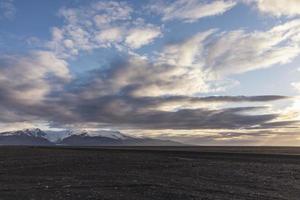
[{"xmin": 0, "ymin": 146, "xmax": 300, "ymax": 200}]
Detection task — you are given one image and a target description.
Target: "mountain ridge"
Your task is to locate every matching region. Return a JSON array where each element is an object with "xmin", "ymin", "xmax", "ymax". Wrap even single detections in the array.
[{"xmin": 0, "ymin": 129, "xmax": 183, "ymax": 146}]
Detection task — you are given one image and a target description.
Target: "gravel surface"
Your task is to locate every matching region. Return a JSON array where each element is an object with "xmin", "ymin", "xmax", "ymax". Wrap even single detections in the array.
[{"xmin": 0, "ymin": 146, "xmax": 300, "ymax": 200}]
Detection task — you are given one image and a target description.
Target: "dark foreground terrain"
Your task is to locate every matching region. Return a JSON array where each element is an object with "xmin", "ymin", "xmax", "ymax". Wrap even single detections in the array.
[{"xmin": 0, "ymin": 147, "xmax": 300, "ymax": 200}]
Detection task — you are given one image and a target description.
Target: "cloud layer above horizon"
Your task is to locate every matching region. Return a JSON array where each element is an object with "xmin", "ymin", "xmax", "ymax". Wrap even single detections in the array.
[{"xmin": 1, "ymin": 0, "xmax": 300, "ymax": 145}]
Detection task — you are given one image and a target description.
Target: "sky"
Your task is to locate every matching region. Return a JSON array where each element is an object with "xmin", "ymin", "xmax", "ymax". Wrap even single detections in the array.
[{"xmin": 1, "ymin": 0, "xmax": 300, "ymax": 145}]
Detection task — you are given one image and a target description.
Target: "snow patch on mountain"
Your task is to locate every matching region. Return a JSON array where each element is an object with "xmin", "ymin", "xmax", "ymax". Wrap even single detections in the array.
[{"xmin": 68, "ymin": 130, "xmax": 134, "ymax": 140}]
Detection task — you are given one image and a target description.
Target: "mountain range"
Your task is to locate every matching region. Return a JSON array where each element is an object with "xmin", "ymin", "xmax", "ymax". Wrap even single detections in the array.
[{"xmin": 0, "ymin": 128, "xmax": 183, "ymax": 146}]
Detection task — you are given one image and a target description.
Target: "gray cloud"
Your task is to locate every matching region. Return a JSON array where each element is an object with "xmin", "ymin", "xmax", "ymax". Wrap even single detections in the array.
[
  {"xmin": 158, "ymin": 130, "xmax": 300, "ymax": 146},
  {"xmin": 247, "ymin": 120, "xmax": 300, "ymax": 130},
  {"xmin": 151, "ymin": 95, "xmax": 289, "ymax": 103},
  {"xmin": 0, "ymin": 92, "xmax": 285, "ymax": 130},
  {"xmin": 0, "ymin": 51, "xmax": 294, "ymax": 131}
]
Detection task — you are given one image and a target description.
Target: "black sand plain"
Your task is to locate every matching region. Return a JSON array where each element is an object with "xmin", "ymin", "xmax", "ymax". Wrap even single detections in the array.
[{"xmin": 0, "ymin": 146, "xmax": 300, "ymax": 200}]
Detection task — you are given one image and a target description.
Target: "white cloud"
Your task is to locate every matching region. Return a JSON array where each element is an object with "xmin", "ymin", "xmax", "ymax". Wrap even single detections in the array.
[
  {"xmin": 253, "ymin": 0, "xmax": 300, "ymax": 17},
  {"xmin": 155, "ymin": 20, "xmax": 300, "ymax": 92},
  {"xmin": 205, "ymin": 20, "xmax": 300, "ymax": 75},
  {"xmin": 291, "ymin": 82, "xmax": 300, "ymax": 92},
  {"xmin": 159, "ymin": 29, "xmax": 216, "ymax": 66},
  {"xmin": 46, "ymin": 8, "xmax": 300, "ymax": 97},
  {"xmin": 165, "ymin": 19, "xmax": 300, "ymax": 75},
  {"xmin": 125, "ymin": 26, "xmax": 161, "ymax": 49},
  {"xmin": 0, "ymin": 0, "xmax": 16, "ymax": 19},
  {"xmin": 148, "ymin": 0, "xmax": 236, "ymax": 23},
  {"xmin": 48, "ymin": 1, "xmax": 162, "ymax": 58},
  {"xmin": 92, "ymin": 1, "xmax": 132, "ymax": 26},
  {"xmin": 95, "ymin": 27, "xmax": 123, "ymax": 44}
]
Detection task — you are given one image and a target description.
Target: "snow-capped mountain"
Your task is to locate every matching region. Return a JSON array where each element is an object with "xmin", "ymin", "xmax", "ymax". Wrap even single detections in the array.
[
  {"xmin": 59, "ymin": 130, "xmax": 183, "ymax": 146},
  {"xmin": 0, "ymin": 129, "xmax": 183, "ymax": 146},
  {"xmin": 1, "ymin": 128, "xmax": 47, "ymax": 138},
  {"xmin": 0, "ymin": 128, "xmax": 52, "ymax": 146}
]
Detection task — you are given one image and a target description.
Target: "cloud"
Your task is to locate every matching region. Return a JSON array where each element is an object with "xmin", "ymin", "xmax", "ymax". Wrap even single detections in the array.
[
  {"xmin": 48, "ymin": 1, "xmax": 162, "ymax": 57},
  {"xmin": 0, "ymin": 0, "xmax": 15, "ymax": 20},
  {"xmin": 1, "ymin": 23, "xmax": 297, "ymax": 131},
  {"xmin": 250, "ymin": 0, "xmax": 300, "ymax": 17},
  {"xmin": 250, "ymin": 120, "xmax": 300, "ymax": 129},
  {"xmin": 177, "ymin": 95, "xmax": 289, "ymax": 102},
  {"xmin": 158, "ymin": 19, "xmax": 300, "ymax": 78},
  {"xmin": 207, "ymin": 20, "xmax": 300, "ymax": 75},
  {"xmin": 75, "ymin": 55, "xmax": 217, "ymax": 97},
  {"xmin": 102, "ymin": 95, "xmax": 288, "ymax": 112},
  {"xmin": 168, "ymin": 129, "xmax": 300, "ymax": 145},
  {"xmin": 0, "ymin": 51, "xmax": 70, "ymax": 105},
  {"xmin": 1, "ymin": 1, "xmax": 300, "ymax": 138},
  {"xmin": 0, "ymin": 50, "xmax": 289, "ymax": 130},
  {"xmin": 125, "ymin": 26, "xmax": 162, "ymax": 49},
  {"xmin": 95, "ymin": 27, "xmax": 123, "ymax": 44},
  {"xmin": 50, "ymin": 91, "xmax": 280, "ymax": 129},
  {"xmin": 27, "ymin": 58, "xmax": 289, "ymax": 130},
  {"xmin": 0, "ymin": 51, "xmax": 294, "ymax": 135},
  {"xmin": 148, "ymin": 0, "xmax": 236, "ymax": 23},
  {"xmin": 101, "ymin": 107, "xmax": 277, "ymax": 130},
  {"xmin": 291, "ymin": 65, "xmax": 300, "ymax": 92},
  {"xmin": 47, "ymin": 2, "xmax": 300, "ymax": 95},
  {"xmin": 67, "ymin": 88, "xmax": 292, "ymax": 130},
  {"xmin": 291, "ymin": 82, "xmax": 300, "ymax": 92},
  {"xmin": 158, "ymin": 29, "xmax": 216, "ymax": 66}
]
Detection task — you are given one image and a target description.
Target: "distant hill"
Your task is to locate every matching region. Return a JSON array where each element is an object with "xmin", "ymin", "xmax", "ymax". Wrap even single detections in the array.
[{"xmin": 0, "ymin": 129, "xmax": 183, "ymax": 146}]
